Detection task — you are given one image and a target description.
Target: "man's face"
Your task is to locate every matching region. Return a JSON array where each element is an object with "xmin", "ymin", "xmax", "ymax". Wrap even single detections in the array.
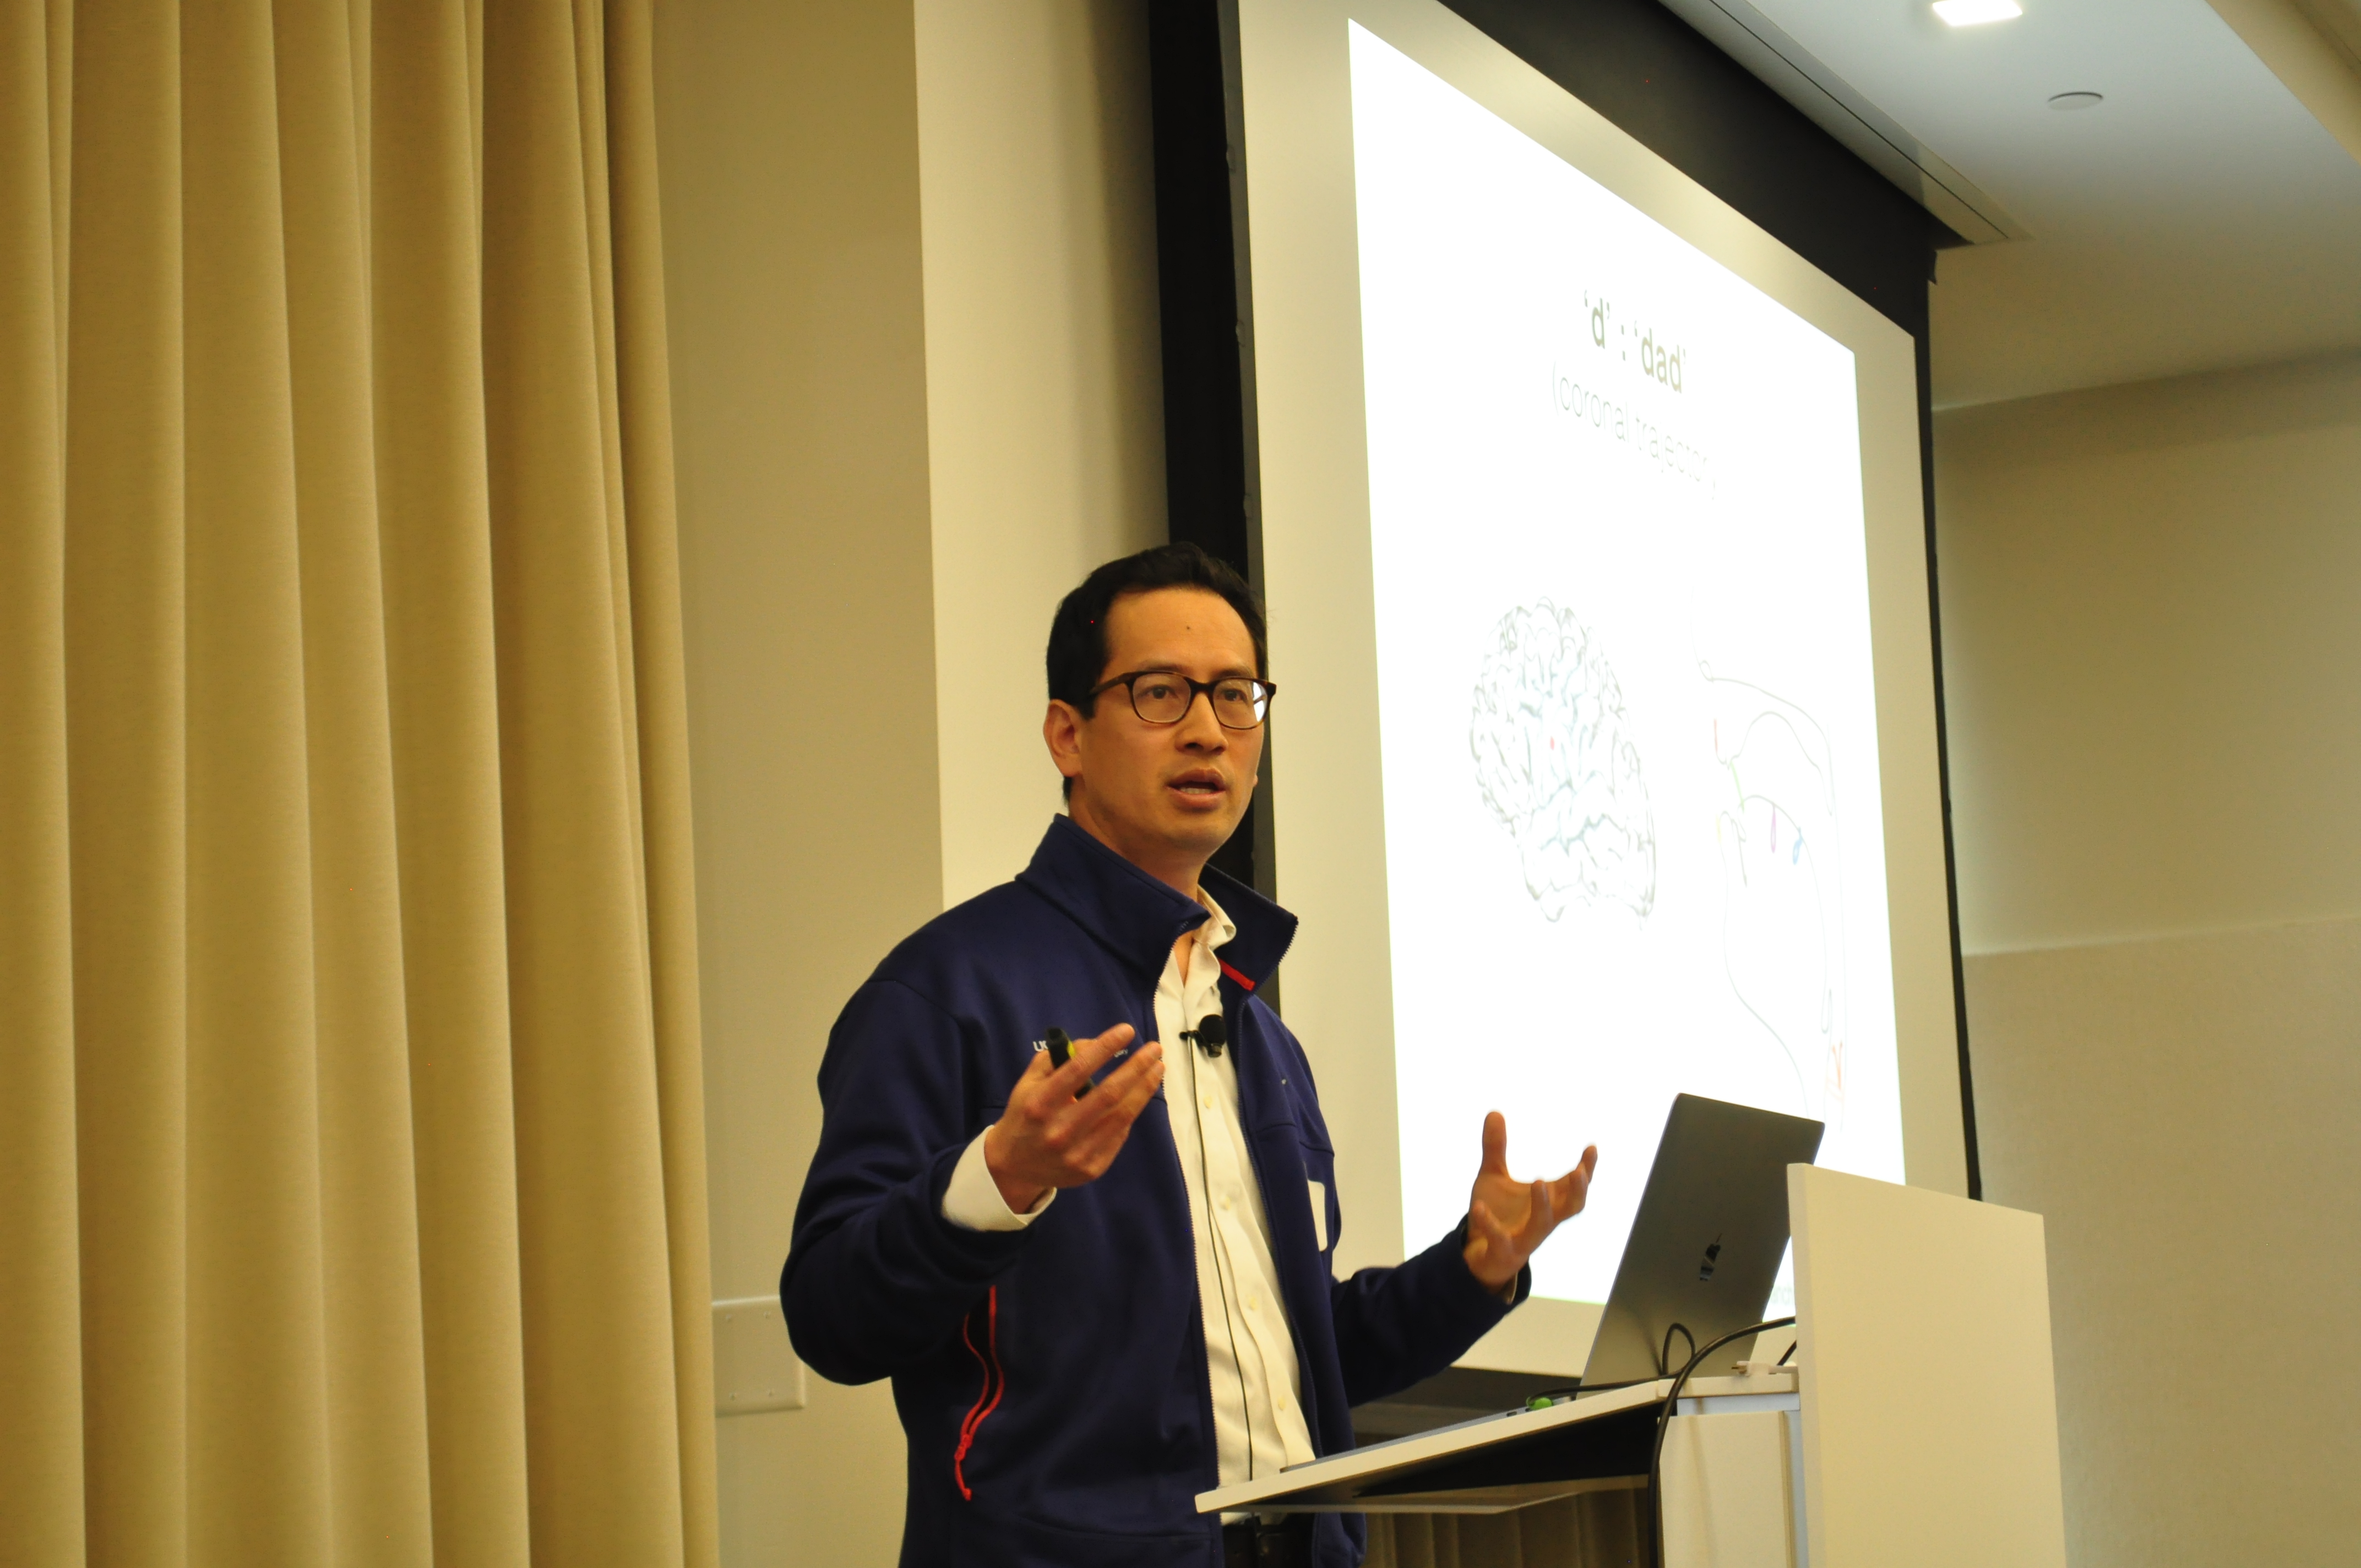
[{"xmin": 1047, "ymin": 587, "xmax": 1265, "ymax": 887}]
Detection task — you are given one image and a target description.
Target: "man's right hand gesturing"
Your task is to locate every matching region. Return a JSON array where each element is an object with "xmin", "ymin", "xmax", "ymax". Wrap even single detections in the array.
[{"xmin": 982, "ymin": 1023, "xmax": 1164, "ymax": 1214}]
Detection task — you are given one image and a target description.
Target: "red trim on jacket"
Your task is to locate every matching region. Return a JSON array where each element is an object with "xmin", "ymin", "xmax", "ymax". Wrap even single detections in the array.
[
  {"xmin": 953, "ymin": 1287, "xmax": 1005, "ymax": 1500},
  {"xmin": 1217, "ymin": 959, "xmax": 1255, "ymax": 992}
]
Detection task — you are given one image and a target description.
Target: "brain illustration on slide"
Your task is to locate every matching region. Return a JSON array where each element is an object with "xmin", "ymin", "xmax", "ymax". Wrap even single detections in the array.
[
  {"xmin": 1468, "ymin": 601, "xmax": 1657, "ymax": 922},
  {"xmin": 1705, "ymin": 670, "xmax": 1848, "ymax": 1123}
]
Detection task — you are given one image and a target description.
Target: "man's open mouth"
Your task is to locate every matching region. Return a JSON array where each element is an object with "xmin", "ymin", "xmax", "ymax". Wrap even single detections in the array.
[{"xmin": 1170, "ymin": 773, "xmax": 1226, "ymax": 797}]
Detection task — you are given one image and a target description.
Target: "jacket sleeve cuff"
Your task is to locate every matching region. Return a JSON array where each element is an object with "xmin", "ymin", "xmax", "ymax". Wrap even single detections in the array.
[{"xmin": 940, "ymin": 1129, "xmax": 1057, "ymax": 1232}]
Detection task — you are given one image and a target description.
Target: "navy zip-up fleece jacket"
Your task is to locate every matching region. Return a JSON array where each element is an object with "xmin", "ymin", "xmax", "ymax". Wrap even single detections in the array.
[{"xmin": 784, "ymin": 818, "xmax": 1525, "ymax": 1568}]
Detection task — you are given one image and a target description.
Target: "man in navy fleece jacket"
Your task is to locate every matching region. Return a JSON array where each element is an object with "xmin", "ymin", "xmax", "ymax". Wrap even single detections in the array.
[{"xmin": 784, "ymin": 545, "xmax": 1597, "ymax": 1568}]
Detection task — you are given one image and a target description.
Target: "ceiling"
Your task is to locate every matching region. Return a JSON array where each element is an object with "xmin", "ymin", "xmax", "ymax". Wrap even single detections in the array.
[{"xmin": 1699, "ymin": 0, "xmax": 2361, "ymax": 406}]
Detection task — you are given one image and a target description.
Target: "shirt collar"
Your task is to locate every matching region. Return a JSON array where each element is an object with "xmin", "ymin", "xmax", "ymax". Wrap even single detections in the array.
[
  {"xmin": 1015, "ymin": 816, "xmax": 1296, "ymax": 988},
  {"xmin": 1192, "ymin": 886, "xmax": 1237, "ymax": 953}
]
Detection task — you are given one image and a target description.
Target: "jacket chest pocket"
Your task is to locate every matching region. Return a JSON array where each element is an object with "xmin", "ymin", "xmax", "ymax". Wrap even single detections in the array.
[{"xmin": 1298, "ymin": 1136, "xmax": 1340, "ymax": 1259}]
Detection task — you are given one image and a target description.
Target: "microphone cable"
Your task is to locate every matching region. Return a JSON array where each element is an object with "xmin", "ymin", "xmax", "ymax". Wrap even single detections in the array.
[{"xmin": 1647, "ymin": 1315, "xmax": 1796, "ymax": 1568}]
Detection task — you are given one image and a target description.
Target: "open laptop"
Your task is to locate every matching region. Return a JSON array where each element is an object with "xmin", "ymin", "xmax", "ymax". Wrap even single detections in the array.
[{"xmin": 1578, "ymin": 1093, "xmax": 1825, "ymax": 1389}]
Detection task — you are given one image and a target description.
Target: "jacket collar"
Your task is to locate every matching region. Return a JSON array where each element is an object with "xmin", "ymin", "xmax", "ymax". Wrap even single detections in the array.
[{"xmin": 1016, "ymin": 816, "xmax": 1297, "ymax": 990}]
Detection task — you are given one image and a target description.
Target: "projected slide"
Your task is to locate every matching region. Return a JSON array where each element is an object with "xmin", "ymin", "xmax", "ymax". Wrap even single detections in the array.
[{"xmin": 1350, "ymin": 26, "xmax": 1905, "ymax": 1306}]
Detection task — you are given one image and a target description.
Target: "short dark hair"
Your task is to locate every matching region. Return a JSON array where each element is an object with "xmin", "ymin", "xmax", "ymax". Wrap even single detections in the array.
[{"xmin": 1046, "ymin": 542, "xmax": 1267, "ymax": 716}]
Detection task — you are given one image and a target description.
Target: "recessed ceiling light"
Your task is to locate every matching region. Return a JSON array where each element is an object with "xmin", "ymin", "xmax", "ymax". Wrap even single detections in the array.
[
  {"xmin": 2048, "ymin": 90, "xmax": 2104, "ymax": 110},
  {"xmin": 1934, "ymin": 0, "xmax": 2023, "ymax": 24}
]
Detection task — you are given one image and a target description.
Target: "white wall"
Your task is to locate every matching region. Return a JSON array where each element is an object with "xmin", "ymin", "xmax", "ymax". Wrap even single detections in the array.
[
  {"xmin": 655, "ymin": 3, "xmax": 1168, "ymax": 1562},
  {"xmin": 915, "ymin": 0, "xmax": 1169, "ymax": 906},
  {"xmin": 1965, "ymin": 918, "xmax": 2361, "ymax": 1568},
  {"xmin": 1935, "ymin": 349, "xmax": 2361, "ymax": 1568},
  {"xmin": 656, "ymin": 4, "xmax": 937, "ymax": 1562},
  {"xmin": 1936, "ymin": 350, "xmax": 2361, "ymax": 955}
]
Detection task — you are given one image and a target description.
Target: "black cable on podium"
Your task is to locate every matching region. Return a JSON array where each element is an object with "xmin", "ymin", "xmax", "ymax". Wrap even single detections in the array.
[{"xmin": 1647, "ymin": 1315, "xmax": 1796, "ymax": 1568}]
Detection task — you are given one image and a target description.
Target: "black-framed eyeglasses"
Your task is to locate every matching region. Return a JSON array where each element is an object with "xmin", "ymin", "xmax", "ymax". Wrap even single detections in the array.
[{"xmin": 1087, "ymin": 669, "xmax": 1276, "ymax": 730}]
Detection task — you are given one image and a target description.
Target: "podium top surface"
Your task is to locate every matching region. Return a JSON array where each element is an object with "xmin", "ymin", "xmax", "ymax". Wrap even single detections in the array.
[{"xmin": 1196, "ymin": 1369, "xmax": 1798, "ymax": 1515}]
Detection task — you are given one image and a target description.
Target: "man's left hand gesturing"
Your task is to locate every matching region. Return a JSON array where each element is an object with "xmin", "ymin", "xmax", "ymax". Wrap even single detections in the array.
[{"xmin": 1462, "ymin": 1112, "xmax": 1598, "ymax": 1294}]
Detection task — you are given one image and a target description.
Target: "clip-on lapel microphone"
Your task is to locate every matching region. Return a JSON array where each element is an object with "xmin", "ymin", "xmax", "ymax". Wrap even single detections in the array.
[{"xmin": 1182, "ymin": 1014, "xmax": 1227, "ymax": 1059}]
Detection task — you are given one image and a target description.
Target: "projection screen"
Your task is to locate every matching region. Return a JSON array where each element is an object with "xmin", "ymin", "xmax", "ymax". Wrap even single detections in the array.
[{"xmin": 1234, "ymin": 0, "xmax": 1970, "ymax": 1373}]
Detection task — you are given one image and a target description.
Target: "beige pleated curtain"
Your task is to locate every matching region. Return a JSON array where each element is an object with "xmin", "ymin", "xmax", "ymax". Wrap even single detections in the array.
[{"xmin": 0, "ymin": 0, "xmax": 716, "ymax": 1562}]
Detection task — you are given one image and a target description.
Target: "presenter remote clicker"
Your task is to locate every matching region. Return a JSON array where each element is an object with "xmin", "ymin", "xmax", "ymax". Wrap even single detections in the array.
[{"xmin": 1043, "ymin": 1027, "xmax": 1088, "ymax": 1093}]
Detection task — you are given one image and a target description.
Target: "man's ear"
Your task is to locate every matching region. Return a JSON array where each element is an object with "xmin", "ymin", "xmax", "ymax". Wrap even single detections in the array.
[{"xmin": 1043, "ymin": 700, "xmax": 1086, "ymax": 784}]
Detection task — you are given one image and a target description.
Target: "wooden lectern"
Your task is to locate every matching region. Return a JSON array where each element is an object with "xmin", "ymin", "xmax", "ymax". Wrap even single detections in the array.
[{"xmin": 1200, "ymin": 1167, "xmax": 2069, "ymax": 1568}]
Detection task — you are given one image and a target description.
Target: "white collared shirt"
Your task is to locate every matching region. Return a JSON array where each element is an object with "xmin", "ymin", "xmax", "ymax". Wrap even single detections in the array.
[{"xmin": 943, "ymin": 886, "xmax": 1317, "ymax": 1490}]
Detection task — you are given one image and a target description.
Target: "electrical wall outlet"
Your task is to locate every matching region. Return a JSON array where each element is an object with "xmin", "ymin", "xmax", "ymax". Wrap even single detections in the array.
[{"xmin": 712, "ymin": 1295, "xmax": 807, "ymax": 1415}]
